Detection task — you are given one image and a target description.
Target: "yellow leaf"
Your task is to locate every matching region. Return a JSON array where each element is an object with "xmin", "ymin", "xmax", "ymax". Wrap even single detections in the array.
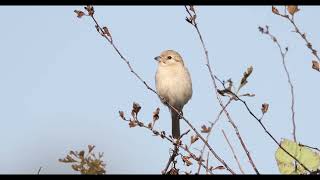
[{"xmin": 275, "ymin": 139, "xmax": 320, "ymax": 174}]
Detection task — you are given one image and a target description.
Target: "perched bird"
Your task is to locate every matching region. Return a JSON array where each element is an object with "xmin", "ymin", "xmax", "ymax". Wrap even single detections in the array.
[{"xmin": 154, "ymin": 50, "xmax": 192, "ymax": 139}]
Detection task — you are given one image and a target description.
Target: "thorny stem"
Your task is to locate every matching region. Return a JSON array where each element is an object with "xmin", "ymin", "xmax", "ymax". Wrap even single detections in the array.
[
  {"xmin": 222, "ymin": 130, "xmax": 245, "ymax": 174},
  {"xmin": 86, "ymin": 7, "xmax": 231, "ymax": 174},
  {"xmin": 185, "ymin": 5, "xmax": 259, "ymax": 174}
]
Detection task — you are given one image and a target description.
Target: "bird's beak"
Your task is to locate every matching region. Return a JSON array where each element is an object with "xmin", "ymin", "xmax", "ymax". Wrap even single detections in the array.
[{"xmin": 154, "ymin": 56, "xmax": 160, "ymax": 62}]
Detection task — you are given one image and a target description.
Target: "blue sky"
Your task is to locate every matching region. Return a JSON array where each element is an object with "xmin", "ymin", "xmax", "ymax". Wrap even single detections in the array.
[{"xmin": 0, "ymin": 6, "xmax": 319, "ymax": 174}]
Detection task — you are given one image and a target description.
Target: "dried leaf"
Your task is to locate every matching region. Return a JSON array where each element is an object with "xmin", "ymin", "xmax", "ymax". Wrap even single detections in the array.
[
  {"xmin": 226, "ymin": 79, "xmax": 233, "ymax": 91},
  {"xmin": 132, "ymin": 102, "xmax": 141, "ymax": 116},
  {"xmin": 239, "ymin": 66, "xmax": 253, "ymax": 89},
  {"xmin": 102, "ymin": 26, "xmax": 111, "ymax": 37},
  {"xmin": 79, "ymin": 151, "xmax": 85, "ymax": 160},
  {"xmin": 84, "ymin": 5, "xmax": 94, "ymax": 16},
  {"xmin": 160, "ymin": 131, "xmax": 166, "ymax": 139},
  {"xmin": 128, "ymin": 120, "xmax": 137, "ymax": 128},
  {"xmin": 74, "ymin": 10, "xmax": 85, "ymax": 18},
  {"xmin": 189, "ymin": 5, "xmax": 195, "ymax": 13},
  {"xmin": 261, "ymin": 103, "xmax": 269, "ymax": 114},
  {"xmin": 153, "ymin": 107, "xmax": 160, "ymax": 122},
  {"xmin": 190, "ymin": 135, "xmax": 199, "ymax": 144},
  {"xmin": 182, "ymin": 156, "xmax": 193, "ymax": 166},
  {"xmin": 287, "ymin": 5, "xmax": 300, "ymax": 16},
  {"xmin": 312, "ymin": 60, "xmax": 320, "ymax": 72},
  {"xmin": 201, "ymin": 125, "xmax": 211, "ymax": 133},
  {"xmin": 119, "ymin": 111, "xmax": 125, "ymax": 120},
  {"xmin": 272, "ymin": 6, "xmax": 280, "ymax": 15},
  {"xmin": 147, "ymin": 122, "xmax": 152, "ymax": 129},
  {"xmin": 167, "ymin": 167, "xmax": 179, "ymax": 175}
]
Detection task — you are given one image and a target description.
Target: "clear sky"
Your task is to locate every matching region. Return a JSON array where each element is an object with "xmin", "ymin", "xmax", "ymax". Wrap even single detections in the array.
[{"xmin": 0, "ymin": 6, "xmax": 319, "ymax": 174}]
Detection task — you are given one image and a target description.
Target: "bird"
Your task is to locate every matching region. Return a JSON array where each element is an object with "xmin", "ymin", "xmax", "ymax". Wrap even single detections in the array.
[{"xmin": 154, "ymin": 50, "xmax": 192, "ymax": 139}]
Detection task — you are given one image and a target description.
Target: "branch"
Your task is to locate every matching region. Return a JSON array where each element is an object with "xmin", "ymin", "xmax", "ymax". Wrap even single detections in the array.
[
  {"xmin": 185, "ymin": 5, "xmax": 259, "ymax": 174},
  {"xmin": 272, "ymin": 6, "xmax": 320, "ymax": 71},
  {"xmin": 222, "ymin": 130, "xmax": 245, "ymax": 174},
  {"xmin": 217, "ymin": 81, "xmax": 312, "ymax": 173},
  {"xmin": 120, "ymin": 105, "xmax": 213, "ymax": 174},
  {"xmin": 77, "ymin": 6, "xmax": 235, "ymax": 174},
  {"xmin": 37, "ymin": 166, "xmax": 42, "ymax": 175},
  {"xmin": 197, "ymin": 98, "xmax": 233, "ymax": 174},
  {"xmin": 259, "ymin": 25, "xmax": 297, "ymax": 142}
]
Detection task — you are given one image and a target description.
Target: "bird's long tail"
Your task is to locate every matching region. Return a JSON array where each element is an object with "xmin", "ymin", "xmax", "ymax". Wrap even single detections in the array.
[{"xmin": 171, "ymin": 110, "xmax": 180, "ymax": 139}]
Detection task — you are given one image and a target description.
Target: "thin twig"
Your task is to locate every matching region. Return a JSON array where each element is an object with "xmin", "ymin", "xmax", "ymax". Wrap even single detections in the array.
[
  {"xmin": 185, "ymin": 5, "xmax": 259, "ymax": 174},
  {"xmin": 218, "ymin": 83, "xmax": 312, "ymax": 173},
  {"xmin": 222, "ymin": 130, "xmax": 245, "ymax": 174},
  {"xmin": 206, "ymin": 152, "xmax": 210, "ymax": 175},
  {"xmin": 37, "ymin": 166, "xmax": 42, "ymax": 175},
  {"xmin": 273, "ymin": 6, "xmax": 320, "ymax": 66},
  {"xmin": 299, "ymin": 143, "xmax": 320, "ymax": 153},
  {"xmin": 162, "ymin": 130, "xmax": 190, "ymax": 174},
  {"xmin": 162, "ymin": 144, "xmax": 179, "ymax": 174},
  {"xmin": 259, "ymin": 25, "xmax": 297, "ymax": 143},
  {"xmin": 84, "ymin": 7, "xmax": 235, "ymax": 174},
  {"xmin": 121, "ymin": 109, "xmax": 213, "ymax": 174},
  {"xmin": 197, "ymin": 99, "xmax": 233, "ymax": 174}
]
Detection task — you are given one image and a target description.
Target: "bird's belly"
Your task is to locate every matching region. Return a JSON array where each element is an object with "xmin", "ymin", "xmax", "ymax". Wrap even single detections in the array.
[{"xmin": 156, "ymin": 71, "xmax": 192, "ymax": 108}]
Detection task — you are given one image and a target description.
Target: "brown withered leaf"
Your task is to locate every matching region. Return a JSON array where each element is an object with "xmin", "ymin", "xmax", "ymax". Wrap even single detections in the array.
[
  {"xmin": 272, "ymin": 6, "xmax": 280, "ymax": 15},
  {"xmin": 239, "ymin": 66, "xmax": 253, "ymax": 90},
  {"xmin": 74, "ymin": 10, "xmax": 85, "ymax": 18},
  {"xmin": 312, "ymin": 60, "xmax": 320, "ymax": 72},
  {"xmin": 153, "ymin": 107, "xmax": 160, "ymax": 122},
  {"xmin": 84, "ymin": 5, "xmax": 94, "ymax": 16},
  {"xmin": 128, "ymin": 120, "xmax": 137, "ymax": 128},
  {"xmin": 261, "ymin": 103, "xmax": 269, "ymax": 114},
  {"xmin": 189, "ymin": 5, "xmax": 195, "ymax": 13},
  {"xmin": 119, "ymin": 111, "xmax": 125, "ymax": 120},
  {"xmin": 132, "ymin": 102, "xmax": 141, "ymax": 117},
  {"xmin": 167, "ymin": 167, "xmax": 179, "ymax": 175},
  {"xmin": 182, "ymin": 156, "xmax": 193, "ymax": 166},
  {"xmin": 190, "ymin": 135, "xmax": 199, "ymax": 144},
  {"xmin": 147, "ymin": 122, "xmax": 152, "ymax": 129},
  {"xmin": 79, "ymin": 151, "xmax": 85, "ymax": 160},
  {"xmin": 287, "ymin": 5, "xmax": 300, "ymax": 16},
  {"xmin": 160, "ymin": 131, "xmax": 166, "ymax": 139},
  {"xmin": 201, "ymin": 125, "xmax": 211, "ymax": 133},
  {"xmin": 102, "ymin": 26, "xmax": 111, "ymax": 37}
]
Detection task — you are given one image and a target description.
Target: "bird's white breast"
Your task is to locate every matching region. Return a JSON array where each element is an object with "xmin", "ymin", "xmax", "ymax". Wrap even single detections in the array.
[{"xmin": 155, "ymin": 64, "xmax": 192, "ymax": 109}]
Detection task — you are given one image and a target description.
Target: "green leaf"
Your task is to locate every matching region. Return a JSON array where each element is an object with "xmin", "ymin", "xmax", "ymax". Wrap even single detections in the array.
[{"xmin": 275, "ymin": 139, "xmax": 320, "ymax": 174}]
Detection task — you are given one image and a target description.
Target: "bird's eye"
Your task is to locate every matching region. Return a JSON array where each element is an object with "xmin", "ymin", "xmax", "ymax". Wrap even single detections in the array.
[{"xmin": 167, "ymin": 56, "xmax": 172, "ymax": 59}]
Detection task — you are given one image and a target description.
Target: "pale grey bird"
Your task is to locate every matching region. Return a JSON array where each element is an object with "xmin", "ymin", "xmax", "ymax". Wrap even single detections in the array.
[{"xmin": 155, "ymin": 50, "xmax": 192, "ymax": 139}]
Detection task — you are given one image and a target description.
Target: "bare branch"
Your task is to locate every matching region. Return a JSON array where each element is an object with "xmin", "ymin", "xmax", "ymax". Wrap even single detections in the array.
[
  {"xmin": 222, "ymin": 130, "xmax": 245, "ymax": 174},
  {"xmin": 259, "ymin": 25, "xmax": 297, "ymax": 142},
  {"xmin": 184, "ymin": 6, "xmax": 259, "ymax": 174},
  {"xmin": 78, "ymin": 6, "xmax": 235, "ymax": 174}
]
